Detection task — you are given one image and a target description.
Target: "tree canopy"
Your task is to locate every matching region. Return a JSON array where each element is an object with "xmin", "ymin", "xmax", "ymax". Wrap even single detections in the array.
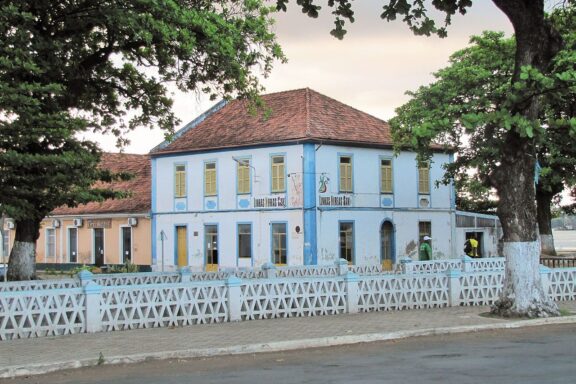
[{"xmin": 0, "ymin": 0, "xmax": 284, "ymax": 280}]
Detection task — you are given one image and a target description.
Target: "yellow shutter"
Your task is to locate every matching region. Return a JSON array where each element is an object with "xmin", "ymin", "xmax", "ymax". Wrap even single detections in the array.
[
  {"xmin": 381, "ymin": 160, "xmax": 393, "ymax": 193},
  {"xmin": 237, "ymin": 160, "xmax": 250, "ymax": 194},
  {"xmin": 418, "ymin": 163, "xmax": 430, "ymax": 194},
  {"xmin": 339, "ymin": 157, "xmax": 352, "ymax": 192},
  {"xmin": 271, "ymin": 156, "xmax": 285, "ymax": 192},
  {"xmin": 175, "ymin": 165, "xmax": 186, "ymax": 197},
  {"xmin": 205, "ymin": 163, "xmax": 216, "ymax": 196}
]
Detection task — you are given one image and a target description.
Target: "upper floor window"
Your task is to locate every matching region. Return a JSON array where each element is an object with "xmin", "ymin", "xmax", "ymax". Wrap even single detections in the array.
[
  {"xmin": 204, "ymin": 162, "xmax": 217, "ymax": 196},
  {"xmin": 380, "ymin": 159, "xmax": 393, "ymax": 193},
  {"xmin": 237, "ymin": 159, "xmax": 251, "ymax": 195},
  {"xmin": 174, "ymin": 164, "xmax": 186, "ymax": 198},
  {"xmin": 271, "ymin": 156, "xmax": 285, "ymax": 193},
  {"xmin": 339, "ymin": 156, "xmax": 353, "ymax": 193},
  {"xmin": 418, "ymin": 162, "xmax": 430, "ymax": 194}
]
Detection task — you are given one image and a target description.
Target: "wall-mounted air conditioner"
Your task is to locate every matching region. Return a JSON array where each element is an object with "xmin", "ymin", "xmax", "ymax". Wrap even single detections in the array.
[
  {"xmin": 73, "ymin": 218, "xmax": 83, "ymax": 227},
  {"xmin": 128, "ymin": 217, "xmax": 138, "ymax": 227},
  {"xmin": 6, "ymin": 221, "xmax": 15, "ymax": 230},
  {"xmin": 52, "ymin": 219, "xmax": 60, "ymax": 228}
]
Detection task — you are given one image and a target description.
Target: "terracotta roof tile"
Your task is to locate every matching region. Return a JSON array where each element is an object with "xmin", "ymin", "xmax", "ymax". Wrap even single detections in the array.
[
  {"xmin": 152, "ymin": 88, "xmax": 394, "ymax": 155},
  {"xmin": 51, "ymin": 153, "xmax": 150, "ymax": 216}
]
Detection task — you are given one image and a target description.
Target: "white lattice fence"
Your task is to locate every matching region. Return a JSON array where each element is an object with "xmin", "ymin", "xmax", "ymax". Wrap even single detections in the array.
[
  {"xmin": 94, "ymin": 273, "xmax": 180, "ymax": 286},
  {"xmin": 99, "ymin": 283, "xmax": 228, "ymax": 331},
  {"xmin": 0, "ymin": 289, "xmax": 85, "ymax": 340},
  {"xmin": 0, "ymin": 279, "xmax": 78, "ymax": 292},
  {"xmin": 459, "ymin": 271, "xmax": 503, "ymax": 306},
  {"xmin": 357, "ymin": 274, "xmax": 450, "ymax": 312},
  {"xmin": 468, "ymin": 258, "xmax": 505, "ymax": 272},
  {"xmin": 275, "ymin": 266, "xmax": 340, "ymax": 278},
  {"xmin": 411, "ymin": 260, "xmax": 462, "ymax": 274},
  {"xmin": 548, "ymin": 268, "xmax": 576, "ymax": 301},
  {"xmin": 350, "ymin": 265, "xmax": 386, "ymax": 275},
  {"xmin": 239, "ymin": 278, "xmax": 347, "ymax": 320}
]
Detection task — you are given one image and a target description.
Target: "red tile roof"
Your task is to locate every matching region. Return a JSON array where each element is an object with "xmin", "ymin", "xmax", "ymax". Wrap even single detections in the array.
[
  {"xmin": 51, "ymin": 153, "xmax": 150, "ymax": 216},
  {"xmin": 152, "ymin": 88, "xmax": 395, "ymax": 155}
]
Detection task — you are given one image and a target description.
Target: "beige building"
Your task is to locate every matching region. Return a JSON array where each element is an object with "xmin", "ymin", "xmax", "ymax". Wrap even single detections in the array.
[{"xmin": 34, "ymin": 153, "xmax": 152, "ymax": 266}]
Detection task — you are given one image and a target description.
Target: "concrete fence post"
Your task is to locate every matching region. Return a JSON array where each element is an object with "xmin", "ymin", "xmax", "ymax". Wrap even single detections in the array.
[
  {"xmin": 344, "ymin": 272, "xmax": 359, "ymax": 314},
  {"xmin": 539, "ymin": 265, "xmax": 552, "ymax": 298},
  {"xmin": 83, "ymin": 281, "xmax": 103, "ymax": 333},
  {"xmin": 78, "ymin": 270, "xmax": 94, "ymax": 287},
  {"xmin": 446, "ymin": 268, "xmax": 461, "ymax": 307},
  {"xmin": 335, "ymin": 258, "xmax": 349, "ymax": 276},
  {"xmin": 179, "ymin": 267, "xmax": 192, "ymax": 282},
  {"xmin": 400, "ymin": 257, "xmax": 413, "ymax": 274},
  {"xmin": 261, "ymin": 262, "xmax": 277, "ymax": 279},
  {"xmin": 461, "ymin": 256, "xmax": 474, "ymax": 273},
  {"xmin": 226, "ymin": 276, "xmax": 242, "ymax": 322}
]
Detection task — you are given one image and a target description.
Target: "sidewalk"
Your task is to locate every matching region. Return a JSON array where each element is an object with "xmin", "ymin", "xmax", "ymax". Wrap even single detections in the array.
[{"xmin": 2, "ymin": 301, "xmax": 576, "ymax": 379}]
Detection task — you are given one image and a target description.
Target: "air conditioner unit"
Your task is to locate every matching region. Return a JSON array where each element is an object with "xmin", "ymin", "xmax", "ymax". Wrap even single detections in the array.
[
  {"xmin": 128, "ymin": 217, "xmax": 138, "ymax": 226},
  {"xmin": 6, "ymin": 221, "xmax": 15, "ymax": 230},
  {"xmin": 52, "ymin": 219, "xmax": 60, "ymax": 228},
  {"xmin": 73, "ymin": 218, "xmax": 83, "ymax": 227}
]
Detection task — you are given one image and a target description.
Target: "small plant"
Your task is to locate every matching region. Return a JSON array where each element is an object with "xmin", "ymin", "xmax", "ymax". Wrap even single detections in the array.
[{"xmin": 69, "ymin": 264, "xmax": 97, "ymax": 277}]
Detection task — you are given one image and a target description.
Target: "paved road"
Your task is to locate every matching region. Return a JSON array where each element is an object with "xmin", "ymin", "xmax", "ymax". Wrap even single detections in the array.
[{"xmin": 5, "ymin": 324, "xmax": 575, "ymax": 384}]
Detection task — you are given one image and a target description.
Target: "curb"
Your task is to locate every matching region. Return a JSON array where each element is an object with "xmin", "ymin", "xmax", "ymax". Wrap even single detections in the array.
[{"xmin": 2, "ymin": 314, "xmax": 575, "ymax": 379}]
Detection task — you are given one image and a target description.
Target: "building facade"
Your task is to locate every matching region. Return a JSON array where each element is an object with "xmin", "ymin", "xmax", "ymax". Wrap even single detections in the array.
[
  {"xmin": 150, "ymin": 88, "xmax": 499, "ymax": 271},
  {"xmin": 34, "ymin": 153, "xmax": 152, "ymax": 266}
]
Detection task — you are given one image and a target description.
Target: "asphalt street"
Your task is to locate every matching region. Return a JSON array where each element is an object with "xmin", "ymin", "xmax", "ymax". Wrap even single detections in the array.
[{"xmin": 4, "ymin": 324, "xmax": 575, "ymax": 384}]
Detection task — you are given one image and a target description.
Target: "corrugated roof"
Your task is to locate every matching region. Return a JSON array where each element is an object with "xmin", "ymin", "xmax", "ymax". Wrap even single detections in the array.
[
  {"xmin": 151, "ymin": 88, "xmax": 394, "ymax": 155},
  {"xmin": 51, "ymin": 153, "xmax": 150, "ymax": 216}
]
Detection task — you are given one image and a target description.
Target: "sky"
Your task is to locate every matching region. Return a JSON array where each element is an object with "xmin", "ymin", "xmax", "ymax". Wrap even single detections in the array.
[{"xmin": 92, "ymin": 1, "xmax": 514, "ymax": 154}]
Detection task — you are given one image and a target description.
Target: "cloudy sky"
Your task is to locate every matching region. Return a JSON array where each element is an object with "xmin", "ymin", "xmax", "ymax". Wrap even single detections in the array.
[{"xmin": 93, "ymin": 1, "xmax": 513, "ymax": 154}]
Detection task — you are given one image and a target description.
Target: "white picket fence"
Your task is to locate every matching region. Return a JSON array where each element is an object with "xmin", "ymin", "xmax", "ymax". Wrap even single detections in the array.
[{"xmin": 1, "ymin": 258, "xmax": 574, "ymax": 341}]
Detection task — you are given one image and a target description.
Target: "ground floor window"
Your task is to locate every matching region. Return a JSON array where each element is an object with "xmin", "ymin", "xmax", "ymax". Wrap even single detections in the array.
[
  {"xmin": 46, "ymin": 228, "xmax": 56, "ymax": 260},
  {"xmin": 238, "ymin": 224, "xmax": 252, "ymax": 260},
  {"xmin": 339, "ymin": 222, "xmax": 354, "ymax": 263},
  {"xmin": 205, "ymin": 225, "xmax": 218, "ymax": 270},
  {"xmin": 418, "ymin": 221, "xmax": 431, "ymax": 241},
  {"xmin": 271, "ymin": 223, "xmax": 287, "ymax": 265}
]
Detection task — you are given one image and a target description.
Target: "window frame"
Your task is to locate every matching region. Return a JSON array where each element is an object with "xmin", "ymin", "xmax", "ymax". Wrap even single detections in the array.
[
  {"xmin": 338, "ymin": 154, "xmax": 353, "ymax": 193},
  {"xmin": 45, "ymin": 227, "xmax": 56, "ymax": 260},
  {"xmin": 236, "ymin": 158, "xmax": 251, "ymax": 195},
  {"xmin": 204, "ymin": 161, "xmax": 217, "ymax": 197},
  {"xmin": 418, "ymin": 161, "xmax": 431, "ymax": 195},
  {"xmin": 174, "ymin": 163, "xmax": 187, "ymax": 198},
  {"xmin": 270, "ymin": 155, "xmax": 286, "ymax": 193},
  {"xmin": 380, "ymin": 157, "xmax": 393, "ymax": 194},
  {"xmin": 237, "ymin": 223, "xmax": 252, "ymax": 260},
  {"xmin": 270, "ymin": 222, "xmax": 288, "ymax": 265},
  {"xmin": 339, "ymin": 221, "xmax": 355, "ymax": 264}
]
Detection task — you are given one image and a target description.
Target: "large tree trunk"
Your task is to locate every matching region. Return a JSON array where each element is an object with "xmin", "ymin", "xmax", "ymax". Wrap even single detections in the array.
[
  {"xmin": 536, "ymin": 189, "xmax": 557, "ymax": 256},
  {"xmin": 7, "ymin": 219, "xmax": 40, "ymax": 281},
  {"xmin": 490, "ymin": 0, "xmax": 562, "ymax": 317}
]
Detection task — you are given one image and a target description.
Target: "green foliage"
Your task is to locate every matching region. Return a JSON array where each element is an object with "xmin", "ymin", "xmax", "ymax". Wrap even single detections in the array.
[
  {"xmin": 69, "ymin": 264, "xmax": 97, "ymax": 277},
  {"xmin": 276, "ymin": 0, "xmax": 473, "ymax": 39},
  {"xmin": 390, "ymin": 21, "xmax": 576, "ymax": 202},
  {"xmin": 0, "ymin": 0, "xmax": 284, "ymax": 223},
  {"xmin": 108, "ymin": 261, "xmax": 140, "ymax": 274}
]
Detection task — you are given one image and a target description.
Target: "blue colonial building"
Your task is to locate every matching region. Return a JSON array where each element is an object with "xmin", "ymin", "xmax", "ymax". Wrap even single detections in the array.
[{"xmin": 149, "ymin": 88, "xmax": 500, "ymax": 271}]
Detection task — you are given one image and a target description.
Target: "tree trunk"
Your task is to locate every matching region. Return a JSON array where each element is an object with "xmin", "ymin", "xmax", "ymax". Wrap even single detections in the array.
[
  {"xmin": 7, "ymin": 219, "xmax": 40, "ymax": 281},
  {"xmin": 490, "ymin": 0, "xmax": 562, "ymax": 317},
  {"xmin": 536, "ymin": 189, "xmax": 556, "ymax": 256}
]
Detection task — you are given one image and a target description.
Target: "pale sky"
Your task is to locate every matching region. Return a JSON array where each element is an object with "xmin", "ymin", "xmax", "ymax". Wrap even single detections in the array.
[{"xmin": 92, "ymin": 1, "xmax": 514, "ymax": 154}]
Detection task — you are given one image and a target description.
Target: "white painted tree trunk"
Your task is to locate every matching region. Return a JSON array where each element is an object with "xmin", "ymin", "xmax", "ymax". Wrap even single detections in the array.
[
  {"xmin": 493, "ymin": 241, "xmax": 559, "ymax": 318},
  {"xmin": 7, "ymin": 241, "xmax": 36, "ymax": 281}
]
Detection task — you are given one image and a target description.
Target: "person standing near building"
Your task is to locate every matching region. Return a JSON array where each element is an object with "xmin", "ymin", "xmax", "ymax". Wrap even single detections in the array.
[
  {"xmin": 469, "ymin": 235, "xmax": 479, "ymax": 258},
  {"xmin": 419, "ymin": 236, "xmax": 432, "ymax": 261}
]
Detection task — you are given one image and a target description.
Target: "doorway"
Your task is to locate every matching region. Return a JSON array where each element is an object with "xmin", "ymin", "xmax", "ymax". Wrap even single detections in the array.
[
  {"xmin": 121, "ymin": 227, "xmax": 132, "ymax": 263},
  {"xmin": 68, "ymin": 227, "xmax": 78, "ymax": 263},
  {"xmin": 93, "ymin": 228, "xmax": 104, "ymax": 266},
  {"xmin": 176, "ymin": 226, "xmax": 187, "ymax": 267},
  {"xmin": 465, "ymin": 232, "xmax": 483, "ymax": 258},
  {"xmin": 205, "ymin": 225, "xmax": 218, "ymax": 272},
  {"xmin": 380, "ymin": 221, "xmax": 395, "ymax": 271}
]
